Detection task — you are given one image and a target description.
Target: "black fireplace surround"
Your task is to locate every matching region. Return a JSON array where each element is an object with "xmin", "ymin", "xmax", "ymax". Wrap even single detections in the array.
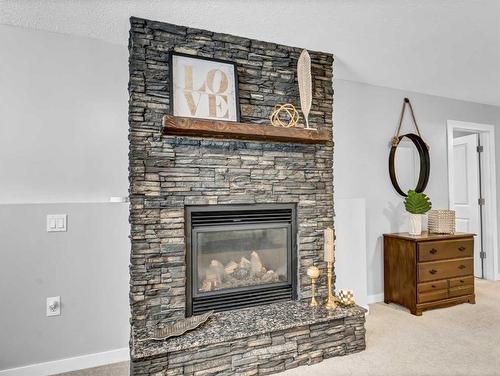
[{"xmin": 186, "ymin": 204, "xmax": 298, "ymax": 316}]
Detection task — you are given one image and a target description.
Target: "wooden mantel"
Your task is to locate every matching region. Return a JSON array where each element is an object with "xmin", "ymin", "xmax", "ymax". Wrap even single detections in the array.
[{"xmin": 161, "ymin": 116, "xmax": 331, "ymax": 144}]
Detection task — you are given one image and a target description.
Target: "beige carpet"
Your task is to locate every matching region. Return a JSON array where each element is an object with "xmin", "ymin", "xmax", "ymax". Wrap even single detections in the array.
[
  {"xmin": 57, "ymin": 279, "xmax": 500, "ymax": 376},
  {"xmin": 56, "ymin": 362, "xmax": 129, "ymax": 376}
]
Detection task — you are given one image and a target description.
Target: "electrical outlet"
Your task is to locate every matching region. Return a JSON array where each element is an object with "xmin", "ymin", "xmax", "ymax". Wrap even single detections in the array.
[{"xmin": 46, "ymin": 296, "xmax": 61, "ymax": 316}]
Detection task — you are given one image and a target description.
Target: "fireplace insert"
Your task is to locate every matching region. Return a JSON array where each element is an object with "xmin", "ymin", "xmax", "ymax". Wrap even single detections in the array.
[{"xmin": 186, "ymin": 204, "xmax": 297, "ymax": 316}]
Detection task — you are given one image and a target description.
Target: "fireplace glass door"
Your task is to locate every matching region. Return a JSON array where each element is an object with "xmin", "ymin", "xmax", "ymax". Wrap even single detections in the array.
[
  {"xmin": 193, "ymin": 224, "xmax": 290, "ymax": 295},
  {"xmin": 186, "ymin": 204, "xmax": 297, "ymax": 315}
]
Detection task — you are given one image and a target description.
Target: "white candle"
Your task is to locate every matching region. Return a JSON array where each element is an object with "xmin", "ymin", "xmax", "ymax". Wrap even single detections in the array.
[{"xmin": 324, "ymin": 227, "xmax": 334, "ymax": 262}]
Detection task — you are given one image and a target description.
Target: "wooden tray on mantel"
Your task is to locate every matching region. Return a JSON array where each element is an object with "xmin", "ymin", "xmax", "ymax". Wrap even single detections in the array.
[{"xmin": 161, "ymin": 115, "xmax": 331, "ymax": 144}]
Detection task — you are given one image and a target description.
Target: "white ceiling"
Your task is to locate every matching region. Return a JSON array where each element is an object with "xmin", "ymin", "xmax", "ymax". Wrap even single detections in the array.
[{"xmin": 1, "ymin": 0, "xmax": 499, "ymax": 106}]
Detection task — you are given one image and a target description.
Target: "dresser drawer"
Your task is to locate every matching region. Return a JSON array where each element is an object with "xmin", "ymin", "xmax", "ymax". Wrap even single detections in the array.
[
  {"xmin": 418, "ymin": 258, "xmax": 473, "ymax": 282},
  {"xmin": 449, "ymin": 276, "xmax": 474, "ymax": 288},
  {"xmin": 418, "ymin": 239, "xmax": 473, "ymax": 262},
  {"xmin": 449, "ymin": 285, "xmax": 474, "ymax": 298},
  {"xmin": 418, "ymin": 289, "xmax": 448, "ymax": 303},
  {"xmin": 418, "ymin": 280, "xmax": 448, "ymax": 293}
]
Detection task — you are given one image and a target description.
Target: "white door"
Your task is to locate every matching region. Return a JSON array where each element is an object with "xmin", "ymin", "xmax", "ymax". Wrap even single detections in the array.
[{"xmin": 452, "ymin": 134, "xmax": 482, "ymax": 277}]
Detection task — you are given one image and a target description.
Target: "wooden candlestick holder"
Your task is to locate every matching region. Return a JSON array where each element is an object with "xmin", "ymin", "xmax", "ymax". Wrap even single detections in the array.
[{"xmin": 307, "ymin": 265, "xmax": 320, "ymax": 307}]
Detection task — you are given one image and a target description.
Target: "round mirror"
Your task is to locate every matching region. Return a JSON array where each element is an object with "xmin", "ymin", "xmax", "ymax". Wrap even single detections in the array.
[
  {"xmin": 394, "ymin": 138, "xmax": 420, "ymax": 194},
  {"xmin": 389, "ymin": 133, "xmax": 430, "ymax": 196}
]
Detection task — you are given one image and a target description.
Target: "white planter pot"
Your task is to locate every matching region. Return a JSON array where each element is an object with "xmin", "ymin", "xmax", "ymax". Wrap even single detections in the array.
[{"xmin": 408, "ymin": 213, "xmax": 422, "ymax": 235}]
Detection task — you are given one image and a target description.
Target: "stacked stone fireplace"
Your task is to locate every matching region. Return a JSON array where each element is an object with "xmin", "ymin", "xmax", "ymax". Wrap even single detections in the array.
[{"xmin": 128, "ymin": 17, "xmax": 366, "ymax": 376}]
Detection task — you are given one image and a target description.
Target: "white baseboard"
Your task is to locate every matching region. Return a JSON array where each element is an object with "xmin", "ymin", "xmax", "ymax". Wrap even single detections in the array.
[
  {"xmin": 367, "ymin": 293, "xmax": 384, "ymax": 304},
  {"xmin": 0, "ymin": 348, "xmax": 129, "ymax": 376}
]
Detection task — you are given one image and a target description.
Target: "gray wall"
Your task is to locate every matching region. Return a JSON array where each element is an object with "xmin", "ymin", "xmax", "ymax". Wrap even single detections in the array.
[
  {"xmin": 0, "ymin": 203, "xmax": 130, "ymax": 370},
  {"xmin": 0, "ymin": 25, "xmax": 128, "ymax": 203},
  {"xmin": 0, "ymin": 25, "xmax": 130, "ymax": 371},
  {"xmin": 334, "ymin": 79, "xmax": 500, "ymax": 296}
]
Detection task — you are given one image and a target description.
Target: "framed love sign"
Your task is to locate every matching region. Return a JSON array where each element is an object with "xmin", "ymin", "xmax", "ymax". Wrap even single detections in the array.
[{"xmin": 170, "ymin": 53, "xmax": 240, "ymax": 122}]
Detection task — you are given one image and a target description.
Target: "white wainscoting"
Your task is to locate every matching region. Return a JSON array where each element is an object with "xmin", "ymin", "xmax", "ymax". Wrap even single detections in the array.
[
  {"xmin": 0, "ymin": 348, "xmax": 129, "ymax": 376},
  {"xmin": 335, "ymin": 198, "xmax": 369, "ymax": 309}
]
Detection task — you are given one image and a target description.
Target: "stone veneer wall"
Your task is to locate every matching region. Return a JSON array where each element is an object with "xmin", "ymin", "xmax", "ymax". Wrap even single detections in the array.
[{"xmin": 128, "ymin": 17, "xmax": 334, "ymax": 329}]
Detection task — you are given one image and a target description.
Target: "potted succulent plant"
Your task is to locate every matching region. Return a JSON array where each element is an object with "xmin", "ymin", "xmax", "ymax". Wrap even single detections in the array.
[{"xmin": 404, "ymin": 190, "xmax": 432, "ymax": 235}]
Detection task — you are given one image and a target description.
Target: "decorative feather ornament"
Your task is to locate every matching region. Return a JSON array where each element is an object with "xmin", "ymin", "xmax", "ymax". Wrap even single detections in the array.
[{"xmin": 297, "ymin": 49, "xmax": 313, "ymax": 129}]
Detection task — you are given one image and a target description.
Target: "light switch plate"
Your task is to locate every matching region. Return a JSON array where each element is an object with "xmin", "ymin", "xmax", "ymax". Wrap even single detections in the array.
[
  {"xmin": 47, "ymin": 214, "xmax": 67, "ymax": 232},
  {"xmin": 46, "ymin": 296, "xmax": 61, "ymax": 316}
]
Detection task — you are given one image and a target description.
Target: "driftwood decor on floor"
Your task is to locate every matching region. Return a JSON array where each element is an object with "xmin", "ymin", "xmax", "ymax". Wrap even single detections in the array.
[{"xmin": 161, "ymin": 115, "xmax": 331, "ymax": 144}]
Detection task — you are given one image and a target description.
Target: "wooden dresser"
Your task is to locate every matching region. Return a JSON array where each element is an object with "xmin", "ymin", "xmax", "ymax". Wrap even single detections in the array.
[{"xmin": 383, "ymin": 232, "xmax": 475, "ymax": 315}]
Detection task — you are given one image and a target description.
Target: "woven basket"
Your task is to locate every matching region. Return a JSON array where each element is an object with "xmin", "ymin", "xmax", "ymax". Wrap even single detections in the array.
[{"xmin": 428, "ymin": 209, "xmax": 456, "ymax": 234}]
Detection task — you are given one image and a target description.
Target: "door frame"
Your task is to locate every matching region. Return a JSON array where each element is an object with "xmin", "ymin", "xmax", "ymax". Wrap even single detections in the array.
[{"xmin": 447, "ymin": 120, "xmax": 499, "ymax": 281}]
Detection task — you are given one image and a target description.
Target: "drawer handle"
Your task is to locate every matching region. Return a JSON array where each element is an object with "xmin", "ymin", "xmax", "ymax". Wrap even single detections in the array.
[
  {"xmin": 458, "ymin": 246, "xmax": 466, "ymax": 251},
  {"xmin": 430, "ymin": 248, "xmax": 438, "ymax": 254},
  {"xmin": 431, "ymin": 285, "xmax": 436, "ymax": 288},
  {"xmin": 429, "ymin": 269, "xmax": 438, "ymax": 275},
  {"xmin": 460, "ymin": 280, "xmax": 464, "ymax": 283},
  {"xmin": 458, "ymin": 265, "xmax": 466, "ymax": 270}
]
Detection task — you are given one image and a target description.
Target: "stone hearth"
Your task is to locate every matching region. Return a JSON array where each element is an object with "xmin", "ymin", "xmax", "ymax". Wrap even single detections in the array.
[
  {"xmin": 131, "ymin": 302, "xmax": 366, "ymax": 375},
  {"xmin": 128, "ymin": 17, "xmax": 366, "ymax": 376}
]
